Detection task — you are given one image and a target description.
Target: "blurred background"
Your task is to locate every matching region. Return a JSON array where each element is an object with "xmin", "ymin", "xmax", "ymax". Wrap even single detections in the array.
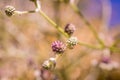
[{"xmin": 0, "ymin": 0, "xmax": 120, "ymax": 80}]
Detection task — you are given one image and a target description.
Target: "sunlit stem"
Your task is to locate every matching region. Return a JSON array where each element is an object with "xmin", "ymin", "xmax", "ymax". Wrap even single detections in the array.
[
  {"xmin": 14, "ymin": 10, "xmax": 37, "ymax": 15},
  {"xmin": 39, "ymin": 10, "xmax": 69, "ymax": 38}
]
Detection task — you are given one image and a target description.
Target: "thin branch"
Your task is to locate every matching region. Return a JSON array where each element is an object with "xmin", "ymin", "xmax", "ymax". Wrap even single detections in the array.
[{"xmin": 101, "ymin": 0, "xmax": 112, "ymax": 33}]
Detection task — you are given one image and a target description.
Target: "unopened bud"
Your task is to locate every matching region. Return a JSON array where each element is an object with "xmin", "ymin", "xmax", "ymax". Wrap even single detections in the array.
[
  {"xmin": 64, "ymin": 24, "xmax": 76, "ymax": 36},
  {"xmin": 66, "ymin": 37, "xmax": 78, "ymax": 49},
  {"xmin": 5, "ymin": 6, "xmax": 15, "ymax": 17},
  {"xmin": 42, "ymin": 58, "xmax": 56, "ymax": 70}
]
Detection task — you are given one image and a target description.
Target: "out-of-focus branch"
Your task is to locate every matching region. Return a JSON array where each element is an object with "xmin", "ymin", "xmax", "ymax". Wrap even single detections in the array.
[
  {"xmin": 101, "ymin": 0, "xmax": 112, "ymax": 33},
  {"xmin": 70, "ymin": 1, "xmax": 105, "ymax": 48},
  {"xmin": 109, "ymin": 46, "xmax": 120, "ymax": 53}
]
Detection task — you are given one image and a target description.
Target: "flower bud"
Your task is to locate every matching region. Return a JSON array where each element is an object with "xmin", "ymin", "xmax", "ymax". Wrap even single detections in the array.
[
  {"xmin": 51, "ymin": 41, "xmax": 66, "ymax": 54},
  {"xmin": 42, "ymin": 58, "xmax": 56, "ymax": 70},
  {"xmin": 5, "ymin": 6, "xmax": 15, "ymax": 17},
  {"xmin": 64, "ymin": 24, "xmax": 76, "ymax": 36},
  {"xmin": 42, "ymin": 60, "xmax": 50, "ymax": 70},
  {"xmin": 49, "ymin": 58, "xmax": 56, "ymax": 67},
  {"xmin": 66, "ymin": 37, "xmax": 78, "ymax": 49}
]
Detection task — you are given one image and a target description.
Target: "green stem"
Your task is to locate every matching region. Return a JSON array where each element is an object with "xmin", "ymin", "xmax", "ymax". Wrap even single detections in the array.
[
  {"xmin": 109, "ymin": 46, "xmax": 120, "ymax": 52},
  {"xmin": 78, "ymin": 42, "xmax": 101, "ymax": 49},
  {"xmin": 70, "ymin": 3, "xmax": 105, "ymax": 48},
  {"xmin": 109, "ymin": 39, "xmax": 120, "ymax": 52},
  {"xmin": 39, "ymin": 10, "xmax": 69, "ymax": 38},
  {"xmin": 33, "ymin": 0, "xmax": 69, "ymax": 38}
]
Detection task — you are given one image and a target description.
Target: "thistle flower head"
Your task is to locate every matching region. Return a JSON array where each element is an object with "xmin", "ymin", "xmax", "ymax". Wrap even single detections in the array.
[
  {"xmin": 51, "ymin": 41, "xmax": 66, "ymax": 54},
  {"xmin": 5, "ymin": 6, "xmax": 15, "ymax": 17},
  {"xmin": 64, "ymin": 24, "xmax": 76, "ymax": 36},
  {"xmin": 66, "ymin": 37, "xmax": 78, "ymax": 49},
  {"xmin": 42, "ymin": 58, "xmax": 56, "ymax": 70}
]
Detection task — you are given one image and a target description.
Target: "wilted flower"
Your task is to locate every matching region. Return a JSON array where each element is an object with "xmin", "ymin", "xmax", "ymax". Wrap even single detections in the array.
[
  {"xmin": 64, "ymin": 24, "xmax": 76, "ymax": 36},
  {"xmin": 5, "ymin": 6, "xmax": 15, "ymax": 17},
  {"xmin": 66, "ymin": 37, "xmax": 78, "ymax": 49},
  {"xmin": 51, "ymin": 41, "xmax": 66, "ymax": 54},
  {"xmin": 42, "ymin": 58, "xmax": 56, "ymax": 70}
]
